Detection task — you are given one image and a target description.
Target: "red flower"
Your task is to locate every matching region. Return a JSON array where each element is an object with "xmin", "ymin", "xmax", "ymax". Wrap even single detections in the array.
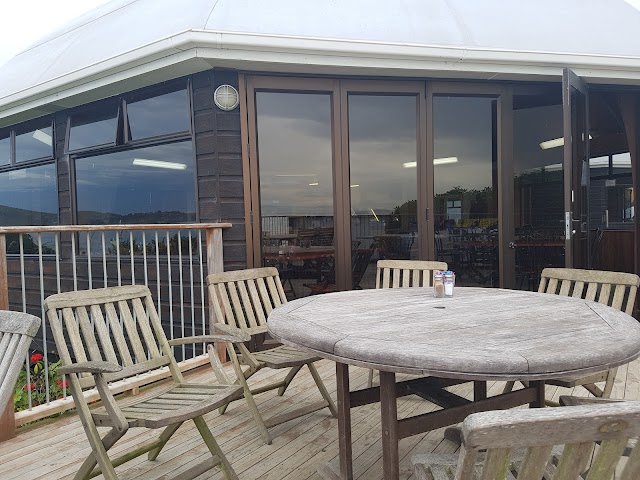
[
  {"xmin": 56, "ymin": 379, "xmax": 69, "ymax": 389},
  {"xmin": 30, "ymin": 353, "xmax": 43, "ymax": 364},
  {"xmin": 23, "ymin": 384, "xmax": 35, "ymax": 391}
]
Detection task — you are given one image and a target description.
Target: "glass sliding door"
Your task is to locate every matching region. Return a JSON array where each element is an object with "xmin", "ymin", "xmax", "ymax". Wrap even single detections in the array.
[
  {"xmin": 432, "ymin": 96, "xmax": 499, "ymax": 286},
  {"xmin": 347, "ymin": 93, "xmax": 418, "ymax": 290},
  {"xmin": 512, "ymin": 88, "xmax": 565, "ymax": 290},
  {"xmin": 252, "ymin": 87, "xmax": 337, "ymax": 299}
]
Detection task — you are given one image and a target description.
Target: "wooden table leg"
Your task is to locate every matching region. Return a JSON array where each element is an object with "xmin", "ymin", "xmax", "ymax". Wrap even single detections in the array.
[
  {"xmin": 530, "ymin": 380, "xmax": 545, "ymax": 408},
  {"xmin": 474, "ymin": 381, "xmax": 487, "ymax": 401},
  {"xmin": 336, "ymin": 362, "xmax": 353, "ymax": 480},
  {"xmin": 380, "ymin": 371, "xmax": 399, "ymax": 480}
]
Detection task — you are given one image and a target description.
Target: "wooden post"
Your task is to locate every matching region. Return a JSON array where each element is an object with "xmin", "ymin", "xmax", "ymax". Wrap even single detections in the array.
[
  {"xmin": 0, "ymin": 234, "xmax": 16, "ymax": 442},
  {"xmin": 205, "ymin": 227, "xmax": 226, "ymax": 362}
]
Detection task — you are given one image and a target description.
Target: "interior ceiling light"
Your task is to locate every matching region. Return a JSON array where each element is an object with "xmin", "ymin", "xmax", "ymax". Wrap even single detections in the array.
[
  {"xmin": 214, "ymin": 85, "xmax": 240, "ymax": 111},
  {"xmin": 32, "ymin": 129, "xmax": 52, "ymax": 146},
  {"xmin": 132, "ymin": 158, "xmax": 187, "ymax": 170},
  {"xmin": 403, "ymin": 157, "xmax": 458, "ymax": 168},
  {"xmin": 350, "ymin": 184, "xmax": 360, "ymax": 188},
  {"xmin": 540, "ymin": 135, "xmax": 592, "ymax": 150},
  {"xmin": 308, "ymin": 182, "xmax": 319, "ymax": 186}
]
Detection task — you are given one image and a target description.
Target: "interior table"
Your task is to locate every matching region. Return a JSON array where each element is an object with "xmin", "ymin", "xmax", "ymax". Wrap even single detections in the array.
[{"xmin": 267, "ymin": 287, "xmax": 640, "ymax": 480}]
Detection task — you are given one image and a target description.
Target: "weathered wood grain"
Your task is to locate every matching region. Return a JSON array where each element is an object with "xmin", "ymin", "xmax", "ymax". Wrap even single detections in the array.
[
  {"xmin": 268, "ymin": 287, "xmax": 640, "ymax": 380},
  {"xmin": 45, "ymin": 285, "xmax": 242, "ymax": 479}
]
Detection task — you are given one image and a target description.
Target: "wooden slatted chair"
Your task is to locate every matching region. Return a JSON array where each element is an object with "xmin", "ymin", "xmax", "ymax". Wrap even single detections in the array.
[
  {"xmin": 503, "ymin": 268, "xmax": 640, "ymax": 403},
  {"xmin": 368, "ymin": 259, "xmax": 448, "ymax": 387},
  {"xmin": 0, "ymin": 311, "xmax": 41, "ymax": 417},
  {"xmin": 206, "ymin": 267, "xmax": 337, "ymax": 445},
  {"xmin": 412, "ymin": 400, "xmax": 640, "ymax": 480},
  {"xmin": 45, "ymin": 285, "xmax": 246, "ymax": 480}
]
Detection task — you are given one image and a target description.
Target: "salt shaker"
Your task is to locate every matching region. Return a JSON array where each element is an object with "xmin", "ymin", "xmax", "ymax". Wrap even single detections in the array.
[
  {"xmin": 444, "ymin": 271, "xmax": 455, "ymax": 297},
  {"xmin": 433, "ymin": 271, "xmax": 444, "ymax": 298}
]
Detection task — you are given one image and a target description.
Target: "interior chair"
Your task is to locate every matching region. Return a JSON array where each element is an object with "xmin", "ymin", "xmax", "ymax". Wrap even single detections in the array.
[
  {"xmin": 413, "ymin": 399, "xmax": 640, "ymax": 480},
  {"xmin": 206, "ymin": 267, "xmax": 337, "ymax": 445},
  {"xmin": 0, "ymin": 311, "xmax": 41, "ymax": 418},
  {"xmin": 304, "ymin": 248, "xmax": 374, "ymax": 295},
  {"xmin": 46, "ymin": 285, "xmax": 244, "ymax": 480},
  {"xmin": 503, "ymin": 267, "xmax": 640, "ymax": 404},
  {"xmin": 367, "ymin": 259, "xmax": 448, "ymax": 387}
]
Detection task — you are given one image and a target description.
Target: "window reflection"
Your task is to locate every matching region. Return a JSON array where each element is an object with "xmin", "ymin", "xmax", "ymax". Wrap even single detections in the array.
[
  {"xmin": 15, "ymin": 123, "xmax": 53, "ymax": 162},
  {"xmin": 349, "ymin": 95, "xmax": 417, "ymax": 289},
  {"xmin": 0, "ymin": 135, "xmax": 9, "ymax": 165},
  {"xmin": 256, "ymin": 91, "xmax": 335, "ymax": 299},
  {"xmin": 0, "ymin": 164, "xmax": 57, "ymax": 225},
  {"xmin": 512, "ymin": 92, "xmax": 565, "ymax": 290},
  {"xmin": 68, "ymin": 105, "xmax": 118, "ymax": 151},
  {"xmin": 75, "ymin": 141, "xmax": 196, "ymax": 224},
  {"xmin": 433, "ymin": 96, "xmax": 499, "ymax": 287},
  {"xmin": 127, "ymin": 89, "xmax": 190, "ymax": 140}
]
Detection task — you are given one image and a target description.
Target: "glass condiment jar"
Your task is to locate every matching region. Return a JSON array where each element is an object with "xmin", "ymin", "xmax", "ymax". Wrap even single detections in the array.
[
  {"xmin": 444, "ymin": 271, "xmax": 455, "ymax": 297},
  {"xmin": 433, "ymin": 271, "xmax": 444, "ymax": 298}
]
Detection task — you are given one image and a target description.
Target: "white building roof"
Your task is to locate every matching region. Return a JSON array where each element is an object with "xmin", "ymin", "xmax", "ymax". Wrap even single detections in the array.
[{"xmin": 2, "ymin": 0, "xmax": 640, "ymax": 125}]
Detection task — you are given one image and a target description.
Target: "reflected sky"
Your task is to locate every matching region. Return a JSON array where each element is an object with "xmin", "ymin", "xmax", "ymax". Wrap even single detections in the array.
[
  {"xmin": 69, "ymin": 105, "xmax": 118, "ymax": 151},
  {"xmin": 257, "ymin": 92, "xmax": 334, "ymax": 216},
  {"xmin": 433, "ymin": 96, "xmax": 494, "ymax": 195},
  {"xmin": 0, "ymin": 163, "xmax": 57, "ymax": 225},
  {"xmin": 15, "ymin": 125, "xmax": 53, "ymax": 163},
  {"xmin": 513, "ymin": 104, "xmax": 563, "ymax": 175},
  {"xmin": 349, "ymin": 95, "xmax": 416, "ymax": 213},
  {"xmin": 75, "ymin": 141, "xmax": 195, "ymax": 223},
  {"xmin": 0, "ymin": 135, "xmax": 8, "ymax": 165},
  {"xmin": 127, "ymin": 89, "xmax": 190, "ymax": 140}
]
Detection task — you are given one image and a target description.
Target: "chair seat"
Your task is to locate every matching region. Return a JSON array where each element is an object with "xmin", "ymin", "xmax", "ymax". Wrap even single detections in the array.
[
  {"xmin": 252, "ymin": 345, "xmax": 322, "ymax": 369},
  {"xmin": 545, "ymin": 370, "xmax": 608, "ymax": 388},
  {"xmin": 92, "ymin": 383, "xmax": 243, "ymax": 429}
]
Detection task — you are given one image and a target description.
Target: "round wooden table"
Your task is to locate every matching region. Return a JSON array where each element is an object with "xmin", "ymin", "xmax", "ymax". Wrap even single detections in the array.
[{"xmin": 268, "ymin": 287, "xmax": 640, "ymax": 480}]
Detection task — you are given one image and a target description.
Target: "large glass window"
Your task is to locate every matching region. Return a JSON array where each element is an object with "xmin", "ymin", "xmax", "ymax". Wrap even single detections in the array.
[
  {"xmin": 0, "ymin": 134, "xmax": 9, "ymax": 166},
  {"xmin": 68, "ymin": 104, "xmax": 118, "ymax": 151},
  {"xmin": 126, "ymin": 88, "xmax": 190, "ymax": 140},
  {"xmin": 0, "ymin": 164, "xmax": 57, "ymax": 226},
  {"xmin": 512, "ymin": 91, "xmax": 565, "ymax": 290},
  {"xmin": 15, "ymin": 122, "xmax": 53, "ymax": 163},
  {"xmin": 348, "ymin": 95, "xmax": 418, "ymax": 289},
  {"xmin": 75, "ymin": 141, "xmax": 196, "ymax": 224},
  {"xmin": 255, "ymin": 91, "xmax": 335, "ymax": 299},
  {"xmin": 433, "ymin": 96, "xmax": 499, "ymax": 287}
]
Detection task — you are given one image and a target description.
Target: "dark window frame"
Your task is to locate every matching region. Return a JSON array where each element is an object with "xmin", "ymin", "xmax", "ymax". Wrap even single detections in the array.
[{"xmin": 13, "ymin": 118, "xmax": 55, "ymax": 164}]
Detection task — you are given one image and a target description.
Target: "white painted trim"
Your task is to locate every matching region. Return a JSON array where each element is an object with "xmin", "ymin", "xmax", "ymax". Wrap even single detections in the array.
[{"xmin": 3, "ymin": 29, "xmax": 640, "ymax": 122}]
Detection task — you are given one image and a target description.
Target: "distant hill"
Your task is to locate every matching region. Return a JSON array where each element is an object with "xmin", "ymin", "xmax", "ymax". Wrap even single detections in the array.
[
  {"xmin": 77, "ymin": 210, "xmax": 196, "ymax": 225},
  {"xmin": 0, "ymin": 205, "xmax": 58, "ymax": 226}
]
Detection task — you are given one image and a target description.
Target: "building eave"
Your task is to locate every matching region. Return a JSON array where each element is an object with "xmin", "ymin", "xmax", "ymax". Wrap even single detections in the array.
[{"xmin": 2, "ymin": 29, "xmax": 640, "ymax": 126}]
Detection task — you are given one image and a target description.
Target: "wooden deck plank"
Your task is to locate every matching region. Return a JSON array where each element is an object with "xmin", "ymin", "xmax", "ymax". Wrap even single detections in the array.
[{"xmin": 2, "ymin": 357, "xmax": 640, "ymax": 480}]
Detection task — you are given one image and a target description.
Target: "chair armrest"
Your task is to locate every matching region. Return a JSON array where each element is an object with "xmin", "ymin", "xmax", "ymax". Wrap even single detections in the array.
[
  {"xmin": 213, "ymin": 323, "xmax": 251, "ymax": 342},
  {"xmin": 58, "ymin": 361, "xmax": 122, "ymax": 375},
  {"xmin": 168, "ymin": 333, "xmax": 250, "ymax": 346}
]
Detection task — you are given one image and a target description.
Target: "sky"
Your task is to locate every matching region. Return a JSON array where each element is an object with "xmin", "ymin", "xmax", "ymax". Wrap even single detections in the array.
[{"xmin": 0, "ymin": 0, "xmax": 112, "ymax": 67}]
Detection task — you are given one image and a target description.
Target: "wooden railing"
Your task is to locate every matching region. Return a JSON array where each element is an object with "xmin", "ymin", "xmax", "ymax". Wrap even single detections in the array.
[{"xmin": 0, "ymin": 223, "xmax": 230, "ymax": 442}]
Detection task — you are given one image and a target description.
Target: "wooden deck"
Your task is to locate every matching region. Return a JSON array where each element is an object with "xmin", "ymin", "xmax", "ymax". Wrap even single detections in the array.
[{"xmin": 1, "ymin": 357, "xmax": 639, "ymax": 480}]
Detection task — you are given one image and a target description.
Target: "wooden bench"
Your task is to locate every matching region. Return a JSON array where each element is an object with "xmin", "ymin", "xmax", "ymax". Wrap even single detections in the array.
[{"xmin": 46, "ymin": 285, "xmax": 246, "ymax": 480}]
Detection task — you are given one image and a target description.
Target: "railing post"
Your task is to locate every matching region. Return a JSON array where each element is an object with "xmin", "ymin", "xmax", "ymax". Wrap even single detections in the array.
[
  {"xmin": 205, "ymin": 227, "xmax": 226, "ymax": 362},
  {"xmin": 0, "ymin": 233, "xmax": 16, "ymax": 442}
]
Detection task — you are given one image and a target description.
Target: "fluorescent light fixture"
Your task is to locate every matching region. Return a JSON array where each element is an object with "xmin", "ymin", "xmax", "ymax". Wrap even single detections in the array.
[
  {"xmin": 32, "ymin": 129, "xmax": 52, "ymax": 146},
  {"xmin": 132, "ymin": 158, "xmax": 187, "ymax": 170},
  {"xmin": 403, "ymin": 157, "xmax": 458, "ymax": 168},
  {"xmin": 370, "ymin": 208, "xmax": 380, "ymax": 222},
  {"xmin": 276, "ymin": 174, "xmax": 316, "ymax": 177},
  {"xmin": 308, "ymin": 182, "xmax": 319, "ymax": 186},
  {"xmin": 434, "ymin": 157, "xmax": 458, "ymax": 165},
  {"xmin": 540, "ymin": 135, "xmax": 592, "ymax": 150},
  {"xmin": 350, "ymin": 184, "xmax": 359, "ymax": 188}
]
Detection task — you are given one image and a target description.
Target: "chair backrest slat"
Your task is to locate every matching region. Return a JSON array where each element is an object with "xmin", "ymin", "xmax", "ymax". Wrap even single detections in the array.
[
  {"xmin": 45, "ymin": 285, "xmax": 178, "ymax": 391},
  {"xmin": 117, "ymin": 299, "xmax": 147, "ymax": 363},
  {"xmin": 376, "ymin": 260, "xmax": 448, "ymax": 289},
  {"xmin": 207, "ymin": 267, "xmax": 286, "ymax": 333},
  {"xmin": 450, "ymin": 402, "xmax": 640, "ymax": 480},
  {"xmin": 0, "ymin": 311, "xmax": 40, "ymax": 411},
  {"xmin": 104, "ymin": 302, "xmax": 134, "ymax": 367},
  {"xmin": 539, "ymin": 268, "xmax": 640, "ymax": 315}
]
